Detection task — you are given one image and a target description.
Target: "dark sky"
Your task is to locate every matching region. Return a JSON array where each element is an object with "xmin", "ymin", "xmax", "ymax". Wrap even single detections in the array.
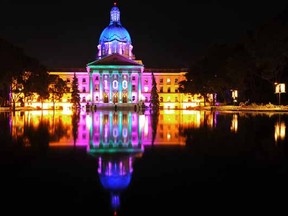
[{"xmin": 1, "ymin": 0, "xmax": 287, "ymax": 69}]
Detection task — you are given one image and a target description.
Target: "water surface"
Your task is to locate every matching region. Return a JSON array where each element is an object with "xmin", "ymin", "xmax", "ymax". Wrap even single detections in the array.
[{"xmin": 0, "ymin": 110, "xmax": 287, "ymax": 215}]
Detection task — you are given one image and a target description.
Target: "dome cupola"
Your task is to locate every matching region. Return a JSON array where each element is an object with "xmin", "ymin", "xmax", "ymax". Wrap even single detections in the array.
[{"xmin": 97, "ymin": 2, "xmax": 134, "ymax": 60}]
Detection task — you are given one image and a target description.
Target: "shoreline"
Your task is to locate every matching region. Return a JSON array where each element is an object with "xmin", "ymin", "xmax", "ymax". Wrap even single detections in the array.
[{"xmin": 1, "ymin": 105, "xmax": 288, "ymax": 112}]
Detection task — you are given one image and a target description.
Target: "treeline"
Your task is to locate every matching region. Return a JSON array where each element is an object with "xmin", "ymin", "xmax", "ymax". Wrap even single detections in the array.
[
  {"xmin": 180, "ymin": 7, "xmax": 288, "ymax": 105},
  {"xmin": 0, "ymin": 38, "xmax": 80, "ymax": 111}
]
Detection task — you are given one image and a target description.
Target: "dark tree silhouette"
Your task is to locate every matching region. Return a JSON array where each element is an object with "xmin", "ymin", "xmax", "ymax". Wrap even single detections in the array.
[
  {"xmin": 71, "ymin": 73, "xmax": 81, "ymax": 112},
  {"xmin": 72, "ymin": 111, "xmax": 80, "ymax": 146},
  {"xmin": 48, "ymin": 75, "xmax": 69, "ymax": 110},
  {"xmin": 149, "ymin": 72, "xmax": 160, "ymax": 112},
  {"xmin": 149, "ymin": 72, "xmax": 160, "ymax": 145}
]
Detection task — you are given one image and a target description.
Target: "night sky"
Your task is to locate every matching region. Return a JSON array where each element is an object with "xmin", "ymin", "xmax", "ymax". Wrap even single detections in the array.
[{"xmin": 1, "ymin": 0, "xmax": 287, "ymax": 69}]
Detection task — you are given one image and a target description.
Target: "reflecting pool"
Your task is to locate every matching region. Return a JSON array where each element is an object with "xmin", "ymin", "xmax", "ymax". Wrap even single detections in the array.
[{"xmin": 0, "ymin": 110, "xmax": 288, "ymax": 215}]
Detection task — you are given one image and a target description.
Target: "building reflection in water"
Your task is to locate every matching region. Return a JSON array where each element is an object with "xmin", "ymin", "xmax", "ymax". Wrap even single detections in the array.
[
  {"xmin": 275, "ymin": 115, "xmax": 286, "ymax": 143},
  {"xmin": 9, "ymin": 110, "xmax": 218, "ymax": 148},
  {"xmin": 6, "ymin": 109, "xmax": 219, "ymax": 213}
]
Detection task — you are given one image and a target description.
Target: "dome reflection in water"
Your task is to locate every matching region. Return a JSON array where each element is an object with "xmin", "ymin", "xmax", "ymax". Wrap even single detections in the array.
[{"xmin": 1, "ymin": 110, "xmax": 288, "ymax": 215}]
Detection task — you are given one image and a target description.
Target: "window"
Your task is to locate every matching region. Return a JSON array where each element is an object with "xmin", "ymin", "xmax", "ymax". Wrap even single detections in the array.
[
  {"xmin": 132, "ymin": 96, "xmax": 135, "ymax": 101},
  {"xmin": 132, "ymin": 76, "xmax": 135, "ymax": 81},
  {"xmin": 144, "ymin": 79, "xmax": 148, "ymax": 84},
  {"xmin": 175, "ymin": 97, "xmax": 179, "ymax": 102},
  {"xmin": 145, "ymin": 97, "xmax": 148, "ymax": 102},
  {"xmin": 159, "ymin": 78, "xmax": 163, "ymax": 84},
  {"xmin": 167, "ymin": 78, "xmax": 171, "ymax": 85},
  {"xmin": 96, "ymin": 96, "xmax": 99, "ymax": 101},
  {"xmin": 95, "ymin": 76, "xmax": 99, "ymax": 81},
  {"xmin": 67, "ymin": 78, "xmax": 70, "ymax": 83},
  {"xmin": 132, "ymin": 85, "xmax": 136, "ymax": 91},
  {"xmin": 160, "ymin": 97, "xmax": 163, "ymax": 102},
  {"xmin": 82, "ymin": 78, "xmax": 86, "ymax": 83},
  {"xmin": 160, "ymin": 87, "xmax": 163, "ymax": 93},
  {"xmin": 83, "ymin": 87, "xmax": 86, "ymax": 93},
  {"xmin": 167, "ymin": 87, "xmax": 171, "ymax": 93},
  {"xmin": 175, "ymin": 78, "xmax": 178, "ymax": 84},
  {"xmin": 95, "ymin": 85, "xmax": 99, "ymax": 91}
]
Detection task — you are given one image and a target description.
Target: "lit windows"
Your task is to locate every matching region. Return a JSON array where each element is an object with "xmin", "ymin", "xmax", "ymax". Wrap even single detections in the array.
[{"xmin": 167, "ymin": 78, "xmax": 171, "ymax": 85}]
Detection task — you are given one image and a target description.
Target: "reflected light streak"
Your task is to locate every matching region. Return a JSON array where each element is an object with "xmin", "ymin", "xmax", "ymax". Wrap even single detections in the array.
[
  {"xmin": 230, "ymin": 114, "xmax": 238, "ymax": 133},
  {"xmin": 275, "ymin": 121, "xmax": 286, "ymax": 142}
]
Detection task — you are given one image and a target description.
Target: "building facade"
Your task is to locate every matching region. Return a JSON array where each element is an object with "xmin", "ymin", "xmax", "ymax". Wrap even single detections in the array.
[{"xmin": 44, "ymin": 3, "xmax": 204, "ymax": 111}]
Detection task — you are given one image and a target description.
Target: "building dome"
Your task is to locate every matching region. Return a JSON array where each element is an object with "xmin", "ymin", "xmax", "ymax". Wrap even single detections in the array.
[
  {"xmin": 99, "ymin": 23, "xmax": 131, "ymax": 44},
  {"xmin": 99, "ymin": 174, "xmax": 131, "ymax": 191},
  {"xmin": 97, "ymin": 3, "xmax": 134, "ymax": 59}
]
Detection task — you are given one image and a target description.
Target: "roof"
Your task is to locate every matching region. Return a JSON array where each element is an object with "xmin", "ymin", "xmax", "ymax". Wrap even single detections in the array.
[{"xmin": 87, "ymin": 53, "xmax": 143, "ymax": 66}]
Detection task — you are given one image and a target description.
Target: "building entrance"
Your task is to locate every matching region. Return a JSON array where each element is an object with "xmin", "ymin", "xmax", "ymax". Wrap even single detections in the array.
[
  {"xmin": 103, "ymin": 93, "xmax": 109, "ymax": 103},
  {"xmin": 122, "ymin": 93, "xmax": 128, "ymax": 103}
]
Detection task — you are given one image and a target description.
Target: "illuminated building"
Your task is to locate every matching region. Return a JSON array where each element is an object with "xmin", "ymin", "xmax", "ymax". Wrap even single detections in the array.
[{"xmin": 45, "ymin": 3, "xmax": 203, "ymax": 111}]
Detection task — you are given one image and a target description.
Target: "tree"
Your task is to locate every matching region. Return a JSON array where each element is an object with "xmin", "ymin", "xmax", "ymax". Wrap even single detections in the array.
[
  {"xmin": 149, "ymin": 72, "xmax": 160, "ymax": 146},
  {"xmin": 149, "ymin": 72, "xmax": 160, "ymax": 112},
  {"xmin": 22, "ymin": 57, "xmax": 50, "ymax": 108},
  {"xmin": 71, "ymin": 73, "xmax": 81, "ymax": 112},
  {"xmin": 72, "ymin": 111, "xmax": 80, "ymax": 146},
  {"xmin": 0, "ymin": 38, "xmax": 27, "ymax": 107},
  {"xmin": 49, "ymin": 75, "xmax": 69, "ymax": 110},
  {"xmin": 0, "ymin": 38, "xmax": 50, "ymax": 108}
]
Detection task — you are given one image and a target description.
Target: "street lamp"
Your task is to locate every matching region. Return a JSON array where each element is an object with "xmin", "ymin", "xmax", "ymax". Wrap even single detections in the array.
[
  {"xmin": 275, "ymin": 83, "xmax": 285, "ymax": 105},
  {"xmin": 231, "ymin": 89, "xmax": 238, "ymax": 105}
]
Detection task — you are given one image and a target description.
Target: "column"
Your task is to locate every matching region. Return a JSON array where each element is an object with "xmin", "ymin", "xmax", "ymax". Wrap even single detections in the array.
[
  {"xmin": 89, "ymin": 72, "xmax": 93, "ymax": 104},
  {"xmin": 118, "ymin": 112, "xmax": 122, "ymax": 145},
  {"xmin": 99, "ymin": 74, "xmax": 103, "ymax": 102},
  {"xmin": 119, "ymin": 73, "xmax": 122, "ymax": 103},
  {"xmin": 128, "ymin": 112, "xmax": 132, "ymax": 145},
  {"xmin": 99, "ymin": 112, "xmax": 103, "ymax": 146},
  {"xmin": 128, "ymin": 72, "xmax": 132, "ymax": 103},
  {"xmin": 109, "ymin": 112, "xmax": 113, "ymax": 145},
  {"xmin": 109, "ymin": 73, "xmax": 112, "ymax": 103},
  {"xmin": 138, "ymin": 71, "xmax": 142, "ymax": 103}
]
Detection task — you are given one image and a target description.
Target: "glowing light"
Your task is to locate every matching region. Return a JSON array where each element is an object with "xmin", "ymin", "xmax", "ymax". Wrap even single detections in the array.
[
  {"xmin": 167, "ymin": 133, "xmax": 171, "ymax": 140},
  {"xmin": 275, "ymin": 121, "xmax": 286, "ymax": 142},
  {"xmin": 230, "ymin": 114, "xmax": 238, "ymax": 133}
]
